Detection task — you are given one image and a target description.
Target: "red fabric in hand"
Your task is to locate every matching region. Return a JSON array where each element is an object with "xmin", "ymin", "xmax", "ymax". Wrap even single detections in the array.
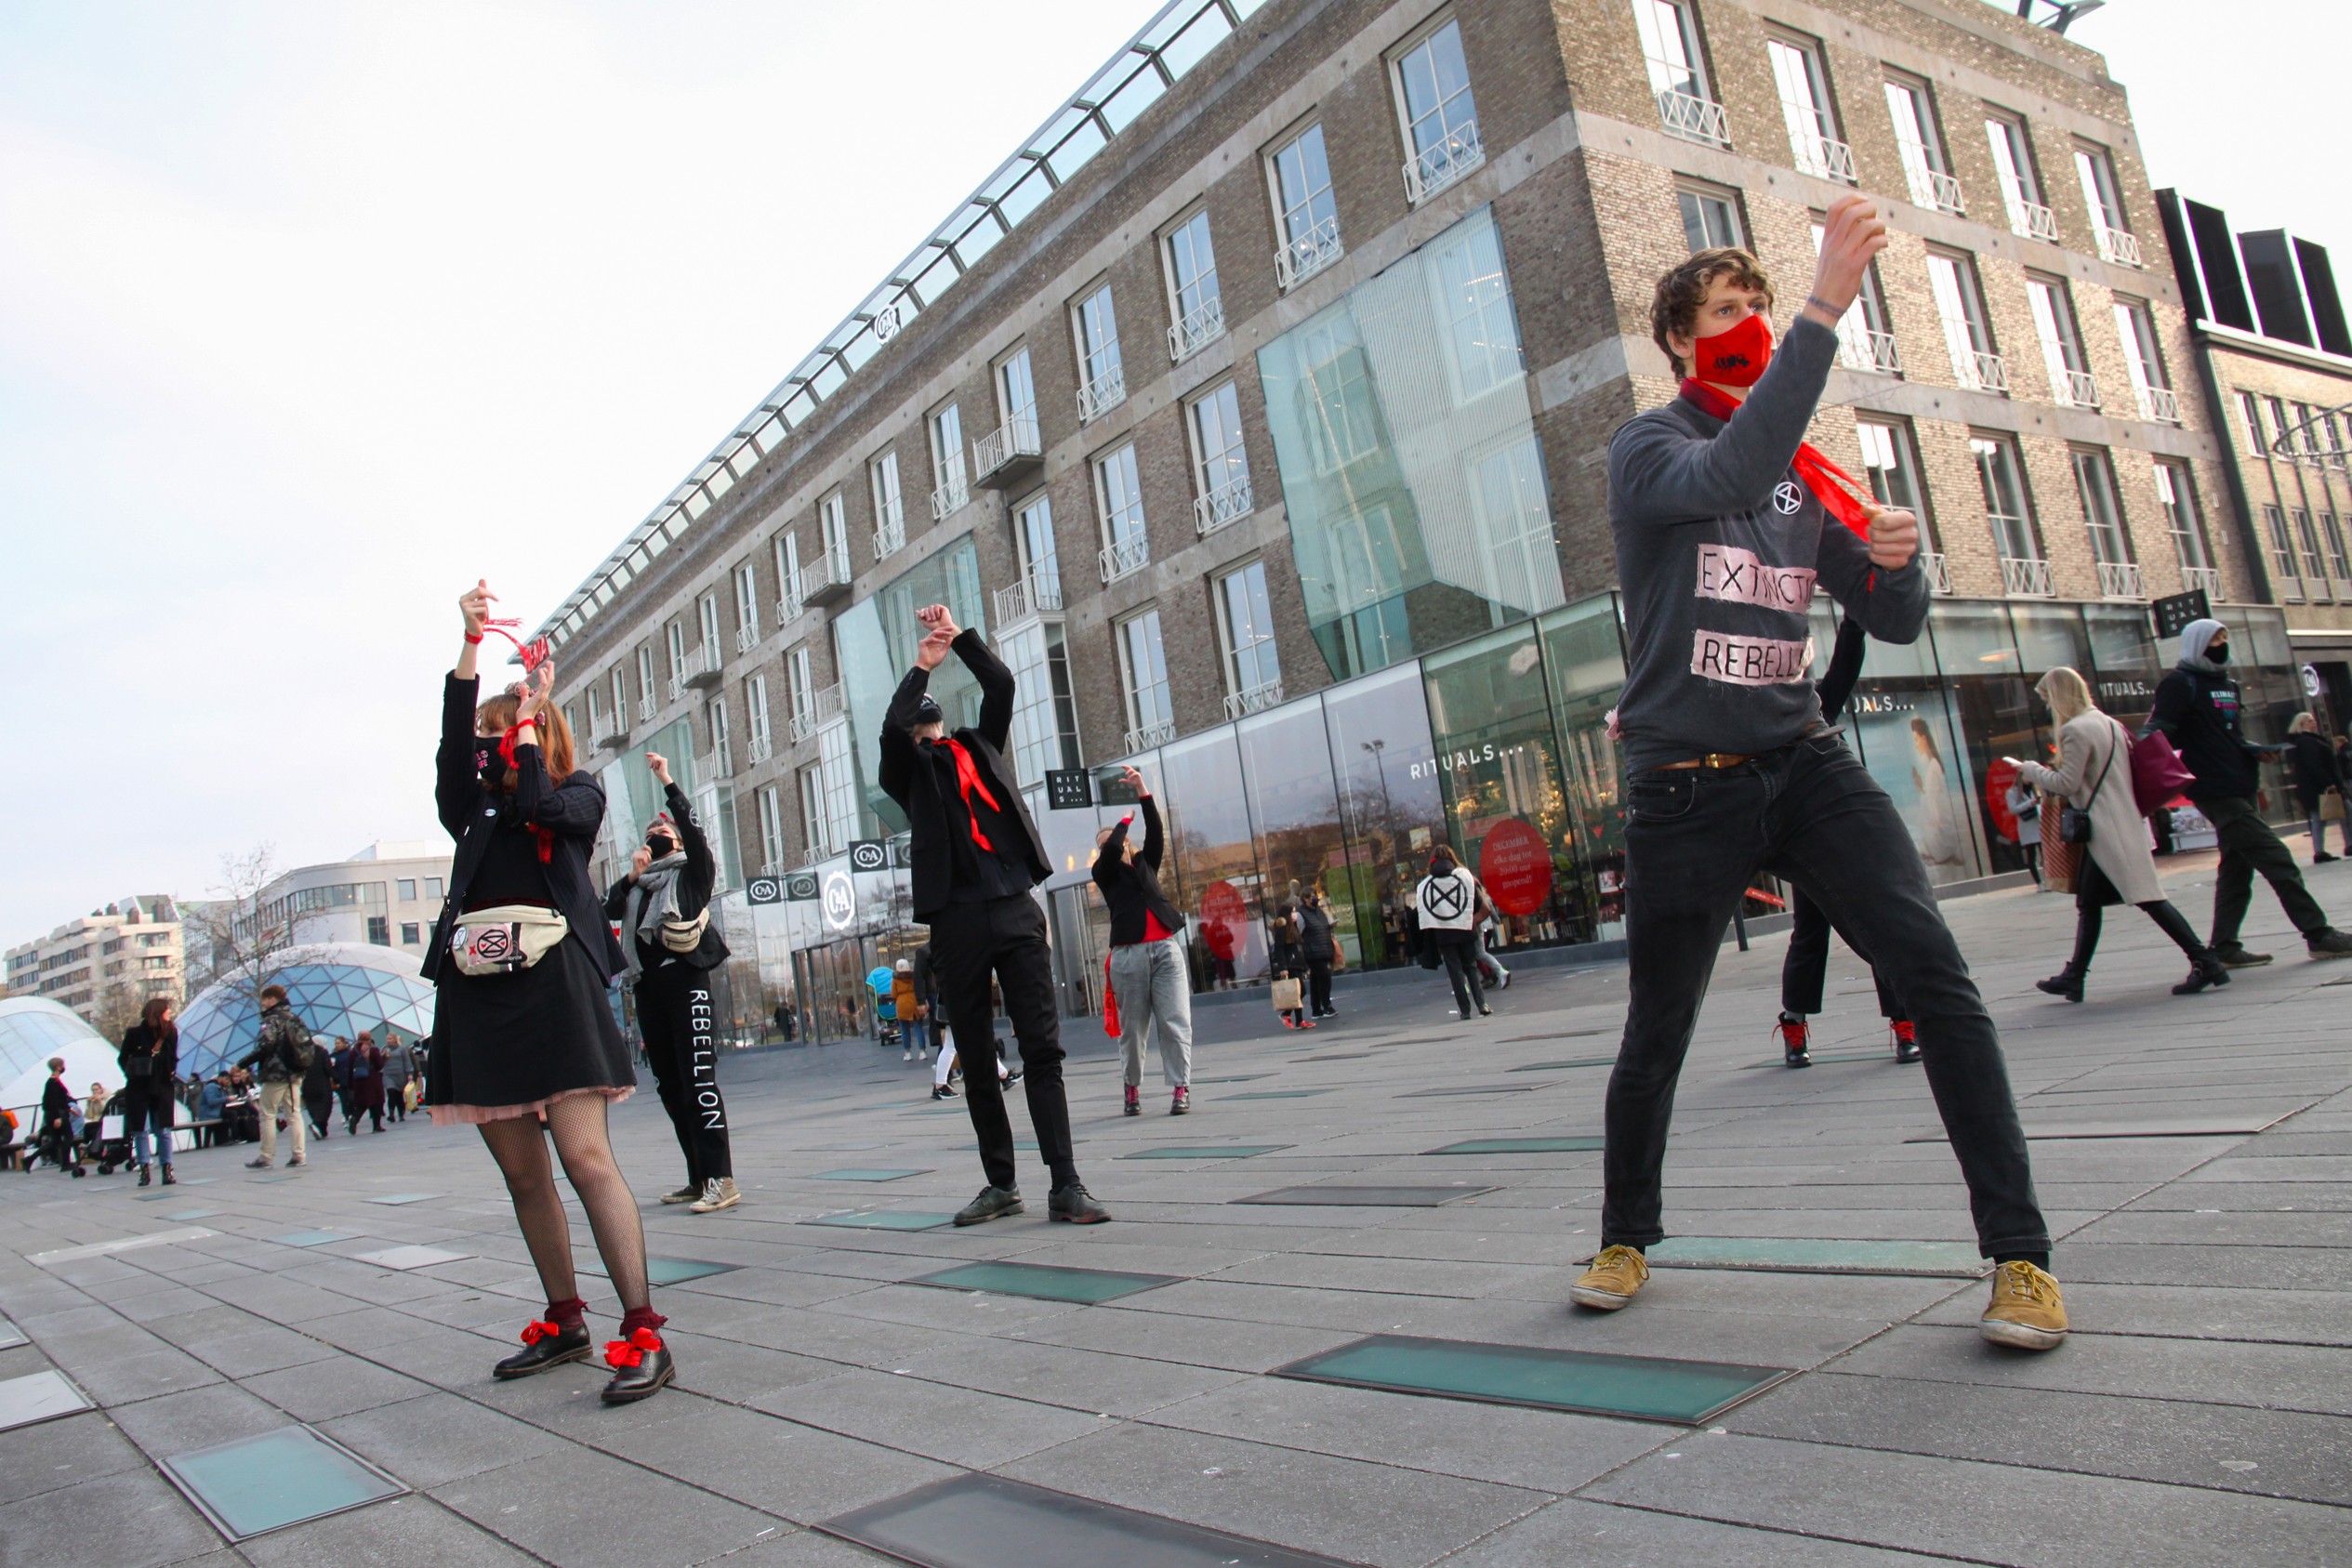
[{"xmin": 1678, "ymin": 378, "xmax": 1875, "ymax": 538}]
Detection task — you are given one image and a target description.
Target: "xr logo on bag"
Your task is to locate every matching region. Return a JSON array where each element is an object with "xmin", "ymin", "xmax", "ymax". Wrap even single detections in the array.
[{"xmin": 1423, "ymin": 877, "xmax": 1470, "ymax": 921}]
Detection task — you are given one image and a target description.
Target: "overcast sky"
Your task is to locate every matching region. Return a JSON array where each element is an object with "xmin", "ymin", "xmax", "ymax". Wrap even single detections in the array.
[{"xmin": 0, "ymin": 0, "xmax": 2339, "ymax": 944}]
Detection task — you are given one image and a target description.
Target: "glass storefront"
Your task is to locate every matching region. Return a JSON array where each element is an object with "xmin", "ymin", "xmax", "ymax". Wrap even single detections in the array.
[{"xmin": 835, "ymin": 534, "xmax": 988, "ymax": 837}]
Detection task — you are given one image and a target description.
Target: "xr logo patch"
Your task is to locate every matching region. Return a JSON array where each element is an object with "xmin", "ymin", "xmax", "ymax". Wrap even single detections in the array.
[
  {"xmin": 1772, "ymin": 481, "xmax": 1804, "ymax": 515},
  {"xmin": 1422, "ymin": 877, "xmax": 1470, "ymax": 921}
]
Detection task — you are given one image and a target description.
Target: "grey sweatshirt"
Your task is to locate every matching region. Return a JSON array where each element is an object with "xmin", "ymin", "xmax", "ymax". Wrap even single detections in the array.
[{"xmin": 1606, "ymin": 318, "xmax": 1928, "ymax": 773}]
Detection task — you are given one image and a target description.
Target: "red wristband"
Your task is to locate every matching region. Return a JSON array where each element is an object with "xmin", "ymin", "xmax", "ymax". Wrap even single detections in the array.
[{"xmin": 464, "ymin": 632, "xmax": 483, "ymax": 644}]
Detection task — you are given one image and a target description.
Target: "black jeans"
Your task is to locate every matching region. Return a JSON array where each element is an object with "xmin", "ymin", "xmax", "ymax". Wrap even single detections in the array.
[
  {"xmin": 1305, "ymin": 959, "xmax": 1333, "ymax": 1015},
  {"xmin": 2204, "ymin": 796, "xmax": 2332, "ymax": 946},
  {"xmin": 637, "ymin": 961, "xmax": 733, "ymax": 1186},
  {"xmin": 931, "ymin": 893, "xmax": 1076, "ymax": 1192},
  {"xmin": 1781, "ymin": 886, "xmax": 1903, "ymax": 1021},
  {"xmin": 1608, "ymin": 733, "xmax": 2049, "ymax": 1258},
  {"xmin": 1428, "ymin": 930, "xmax": 1486, "ymax": 1016}
]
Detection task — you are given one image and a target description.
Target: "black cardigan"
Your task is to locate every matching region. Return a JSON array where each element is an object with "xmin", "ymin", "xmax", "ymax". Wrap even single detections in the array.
[
  {"xmin": 2289, "ymin": 731, "xmax": 2345, "ymax": 807},
  {"xmin": 118, "ymin": 1023, "xmax": 178, "ymax": 1087},
  {"xmin": 1092, "ymin": 797, "xmax": 1184, "ymax": 946},
  {"xmin": 602, "ymin": 780, "xmax": 730, "ymax": 972},
  {"xmin": 879, "ymin": 630, "xmax": 1050, "ymax": 918},
  {"xmin": 425, "ymin": 673, "xmax": 626, "ymax": 983}
]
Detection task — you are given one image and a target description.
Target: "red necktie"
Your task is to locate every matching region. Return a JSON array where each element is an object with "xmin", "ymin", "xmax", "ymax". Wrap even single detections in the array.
[
  {"xmin": 1679, "ymin": 379, "xmax": 1875, "ymax": 538},
  {"xmin": 932, "ymin": 738, "xmax": 1002, "ymax": 852}
]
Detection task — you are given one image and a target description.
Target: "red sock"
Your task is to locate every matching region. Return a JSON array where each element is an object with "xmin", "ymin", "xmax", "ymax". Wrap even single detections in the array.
[
  {"xmin": 546, "ymin": 1296, "xmax": 586, "ymax": 1330},
  {"xmin": 619, "ymin": 1306, "xmax": 667, "ymax": 1339}
]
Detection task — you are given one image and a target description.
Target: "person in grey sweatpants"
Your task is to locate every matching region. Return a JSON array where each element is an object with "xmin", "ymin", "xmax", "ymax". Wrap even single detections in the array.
[{"xmin": 1093, "ymin": 768, "xmax": 1195, "ymax": 1116}]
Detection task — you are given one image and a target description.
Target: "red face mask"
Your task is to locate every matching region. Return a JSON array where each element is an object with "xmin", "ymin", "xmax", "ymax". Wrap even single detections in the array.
[{"xmin": 1691, "ymin": 309, "xmax": 1773, "ymax": 387}]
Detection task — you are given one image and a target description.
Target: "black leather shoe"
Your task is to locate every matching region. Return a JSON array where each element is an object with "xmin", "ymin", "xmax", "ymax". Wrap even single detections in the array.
[
  {"xmin": 2174, "ymin": 956, "xmax": 2232, "ymax": 994},
  {"xmin": 138, "ymin": 1164, "xmax": 152, "ymax": 1187},
  {"xmin": 1049, "ymin": 1182, "xmax": 1111, "ymax": 1224},
  {"xmin": 2034, "ymin": 968, "xmax": 2084, "ymax": 1003},
  {"xmin": 494, "ymin": 1321, "xmax": 591, "ymax": 1379},
  {"xmin": 954, "ymin": 1185, "xmax": 1024, "ymax": 1226},
  {"xmin": 601, "ymin": 1331, "xmax": 674, "ymax": 1403},
  {"xmin": 161, "ymin": 1166, "xmax": 176, "ymax": 1185}
]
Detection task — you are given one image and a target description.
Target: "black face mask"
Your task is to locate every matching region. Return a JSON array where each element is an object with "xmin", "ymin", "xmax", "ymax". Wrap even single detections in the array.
[
  {"xmin": 2207, "ymin": 642, "xmax": 2229, "ymax": 665},
  {"xmin": 647, "ymin": 834, "xmax": 678, "ymax": 857}
]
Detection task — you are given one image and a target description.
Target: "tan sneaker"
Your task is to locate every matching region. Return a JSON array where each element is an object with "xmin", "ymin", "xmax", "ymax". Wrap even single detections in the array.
[
  {"xmin": 658, "ymin": 1184, "xmax": 699, "ymax": 1205},
  {"xmin": 1979, "ymin": 1259, "xmax": 2067, "ymax": 1350},
  {"xmin": 1569, "ymin": 1245, "xmax": 1649, "ymax": 1311},
  {"xmin": 689, "ymin": 1178, "xmax": 741, "ymax": 1214}
]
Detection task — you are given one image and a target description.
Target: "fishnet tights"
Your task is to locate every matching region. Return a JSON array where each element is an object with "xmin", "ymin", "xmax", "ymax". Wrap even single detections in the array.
[{"xmin": 477, "ymin": 1094, "xmax": 649, "ymax": 1313}]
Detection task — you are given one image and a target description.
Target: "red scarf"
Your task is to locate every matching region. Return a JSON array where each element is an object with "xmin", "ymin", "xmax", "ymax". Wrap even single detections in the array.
[
  {"xmin": 1678, "ymin": 379, "xmax": 1875, "ymax": 538},
  {"xmin": 929, "ymin": 737, "xmax": 1002, "ymax": 852}
]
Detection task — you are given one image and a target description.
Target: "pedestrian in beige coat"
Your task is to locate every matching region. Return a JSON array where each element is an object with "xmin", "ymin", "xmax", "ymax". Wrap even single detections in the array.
[{"xmin": 2008, "ymin": 666, "xmax": 2227, "ymax": 1001}]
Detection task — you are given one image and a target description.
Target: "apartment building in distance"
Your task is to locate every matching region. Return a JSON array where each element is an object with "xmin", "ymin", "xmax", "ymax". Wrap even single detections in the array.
[
  {"xmin": 248, "ymin": 843, "xmax": 456, "ymax": 956},
  {"xmin": 529, "ymin": 0, "xmax": 2304, "ymax": 1030},
  {"xmin": 4, "ymin": 895, "xmax": 184, "ymax": 1027},
  {"xmin": 2156, "ymin": 189, "xmax": 2352, "ymax": 726}
]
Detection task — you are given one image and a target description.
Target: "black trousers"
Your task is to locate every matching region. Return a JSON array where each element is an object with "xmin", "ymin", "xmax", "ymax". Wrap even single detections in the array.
[
  {"xmin": 930, "ymin": 893, "xmax": 1076, "ymax": 1192},
  {"xmin": 637, "ymin": 961, "xmax": 733, "ymax": 1186},
  {"xmin": 1305, "ymin": 959, "xmax": 1333, "ymax": 1015},
  {"xmin": 2204, "ymin": 796, "xmax": 2332, "ymax": 946},
  {"xmin": 1429, "ymin": 930, "xmax": 1486, "ymax": 1015},
  {"xmin": 1609, "ymin": 733, "xmax": 2049, "ymax": 1258},
  {"xmin": 1780, "ymin": 886, "xmax": 1904, "ymax": 1021}
]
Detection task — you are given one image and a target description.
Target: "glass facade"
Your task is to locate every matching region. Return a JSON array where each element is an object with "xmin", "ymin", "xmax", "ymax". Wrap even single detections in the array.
[
  {"xmin": 1257, "ymin": 205, "xmax": 1563, "ymax": 683},
  {"xmin": 175, "ymin": 944, "xmax": 437, "ymax": 1083},
  {"xmin": 834, "ymin": 534, "xmax": 986, "ymax": 835}
]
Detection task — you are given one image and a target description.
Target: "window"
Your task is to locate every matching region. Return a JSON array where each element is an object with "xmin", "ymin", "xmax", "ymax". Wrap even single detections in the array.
[
  {"xmin": 1429, "ymin": 213, "xmax": 1523, "ymax": 398},
  {"xmin": 1095, "ymin": 443, "xmax": 1149, "ymax": 582},
  {"xmin": 1117, "ymin": 610, "xmax": 1175, "ymax": 749},
  {"xmin": 1768, "ymin": 35, "xmax": 1849, "ymax": 180},
  {"xmin": 1812, "ymin": 217, "xmax": 1896, "ymax": 373},
  {"xmin": 2153, "ymin": 460, "xmax": 2211, "ymax": 574},
  {"xmin": 1188, "ymin": 381, "xmax": 1253, "ymax": 533},
  {"xmin": 2111, "ymin": 298, "xmax": 2175, "ymax": 422},
  {"xmin": 747, "ymin": 673, "xmax": 773, "ymax": 760},
  {"xmin": 707, "ymin": 696, "xmax": 731, "ymax": 775},
  {"xmin": 1217, "ymin": 561, "xmax": 1283, "ymax": 714},
  {"xmin": 869, "ymin": 450, "xmax": 905, "ymax": 540},
  {"xmin": 697, "ymin": 592, "xmax": 721, "ymax": 657},
  {"xmin": 1015, "ymin": 493, "xmax": 1062, "ymax": 601},
  {"xmin": 1678, "ymin": 184, "xmax": 1743, "ymax": 251},
  {"xmin": 1885, "ymin": 75, "xmax": 1962, "ymax": 214},
  {"xmin": 424, "ymin": 876, "xmax": 444, "ymax": 900},
  {"xmin": 788, "ymin": 643, "xmax": 813, "ymax": 724},
  {"xmin": 2262, "ymin": 505, "xmax": 2301, "ymax": 594},
  {"xmin": 1073, "ymin": 283, "xmax": 1125, "ymax": 423},
  {"xmin": 1985, "ymin": 113, "xmax": 2055, "ymax": 241},
  {"xmin": 1972, "ymin": 433, "xmax": 2047, "ymax": 595},
  {"xmin": 1634, "ymin": 0, "xmax": 1724, "ymax": 144},
  {"xmin": 607, "ymin": 667, "xmax": 627, "ymax": 731},
  {"xmin": 400, "ymin": 923, "xmax": 420, "ymax": 945},
  {"xmin": 733, "ymin": 562, "xmax": 760, "ymax": 651},
  {"xmin": 666, "ymin": 621, "xmax": 688, "ymax": 686},
  {"xmin": 819, "ymin": 492, "xmax": 850, "ymax": 577},
  {"xmin": 756, "ymin": 785, "xmax": 786, "ymax": 872},
  {"xmin": 1270, "ymin": 124, "xmax": 1342, "ymax": 286},
  {"xmin": 928, "ymin": 405, "xmax": 968, "ymax": 518},
  {"xmin": 2238, "ymin": 391, "xmax": 2266, "ymax": 457},
  {"xmin": 996, "ymin": 347, "xmax": 1037, "ymax": 446},
  {"xmin": 1468, "ymin": 437, "xmax": 1563, "ymax": 615},
  {"xmin": 1164, "ymin": 209, "xmax": 1223, "ymax": 361},
  {"xmin": 2293, "ymin": 509, "xmax": 2331, "ymax": 585},
  {"xmin": 1856, "ymin": 418, "xmax": 1925, "ymax": 513},
  {"xmin": 1004, "ymin": 619, "xmax": 1081, "ymax": 786},
  {"xmin": 1394, "ymin": 18, "xmax": 1482, "ymax": 203},
  {"xmin": 2027, "ymin": 274, "xmax": 2097, "ymax": 407},
  {"xmin": 1927, "ymin": 251, "xmax": 2003, "ymax": 392},
  {"xmin": 2071, "ymin": 450, "xmax": 2135, "ymax": 600},
  {"xmin": 636, "ymin": 647, "xmax": 655, "ymax": 717},
  {"xmin": 366, "ymin": 916, "xmax": 390, "ymax": 947},
  {"xmin": 798, "ymin": 765, "xmax": 827, "ymax": 857},
  {"xmin": 819, "ymin": 719, "xmax": 858, "ymax": 850},
  {"xmin": 397, "ymin": 878, "xmax": 416, "ymax": 901},
  {"xmin": 773, "ymin": 532, "xmax": 801, "ymax": 616},
  {"xmin": 2323, "ymin": 513, "xmax": 2352, "ymax": 583},
  {"xmin": 2268, "ymin": 397, "xmax": 2293, "ymax": 460},
  {"xmin": 2075, "ymin": 144, "xmax": 2138, "ymax": 265}
]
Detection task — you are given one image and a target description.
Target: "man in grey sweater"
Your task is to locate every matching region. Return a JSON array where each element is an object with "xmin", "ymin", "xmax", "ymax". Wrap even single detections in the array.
[{"xmin": 1572, "ymin": 196, "xmax": 2064, "ymax": 1351}]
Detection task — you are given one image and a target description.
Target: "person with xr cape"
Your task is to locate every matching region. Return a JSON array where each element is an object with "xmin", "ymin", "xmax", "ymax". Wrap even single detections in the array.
[
  {"xmin": 1573, "ymin": 196, "xmax": 2064, "ymax": 1351},
  {"xmin": 879, "ymin": 602, "xmax": 1108, "ymax": 1227}
]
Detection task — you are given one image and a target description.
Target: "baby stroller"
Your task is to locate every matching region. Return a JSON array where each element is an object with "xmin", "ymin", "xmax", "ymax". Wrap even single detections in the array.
[{"xmin": 87, "ymin": 1091, "xmax": 137, "ymax": 1175}]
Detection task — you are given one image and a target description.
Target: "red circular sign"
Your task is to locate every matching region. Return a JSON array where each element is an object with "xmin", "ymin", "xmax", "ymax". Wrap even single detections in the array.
[
  {"xmin": 1197, "ymin": 880, "xmax": 1247, "ymax": 962},
  {"xmin": 1984, "ymin": 758, "xmax": 2021, "ymax": 845},
  {"xmin": 1478, "ymin": 819, "xmax": 1554, "ymax": 917}
]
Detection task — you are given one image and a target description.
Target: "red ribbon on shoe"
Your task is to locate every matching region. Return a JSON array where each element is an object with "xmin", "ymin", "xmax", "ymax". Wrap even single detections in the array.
[
  {"xmin": 1678, "ymin": 379, "xmax": 1876, "ymax": 539},
  {"xmin": 603, "ymin": 1327, "xmax": 663, "ymax": 1370},
  {"xmin": 519, "ymin": 1320, "xmax": 561, "ymax": 1346}
]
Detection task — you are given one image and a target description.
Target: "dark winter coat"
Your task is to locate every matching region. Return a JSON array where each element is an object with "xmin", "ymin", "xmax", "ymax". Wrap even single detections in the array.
[
  {"xmin": 601, "ymin": 780, "xmax": 730, "ymax": 973},
  {"xmin": 350, "ymin": 1043, "xmax": 386, "ymax": 1113},
  {"xmin": 2289, "ymin": 732, "xmax": 2345, "ymax": 809},
  {"xmin": 118, "ymin": 1023, "xmax": 178, "ymax": 1092},
  {"xmin": 1093, "ymin": 797, "xmax": 1184, "ymax": 947},
  {"xmin": 2147, "ymin": 663, "xmax": 2267, "ymax": 805},
  {"xmin": 879, "ymin": 630, "xmax": 1049, "ymax": 918}
]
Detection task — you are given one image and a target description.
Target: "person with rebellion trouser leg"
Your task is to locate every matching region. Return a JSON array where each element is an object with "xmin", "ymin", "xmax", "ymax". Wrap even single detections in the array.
[
  {"xmin": 879, "ymin": 604, "xmax": 1108, "ymax": 1227},
  {"xmin": 604, "ymin": 750, "xmax": 739, "ymax": 1214},
  {"xmin": 1575, "ymin": 197, "xmax": 2065, "ymax": 1351}
]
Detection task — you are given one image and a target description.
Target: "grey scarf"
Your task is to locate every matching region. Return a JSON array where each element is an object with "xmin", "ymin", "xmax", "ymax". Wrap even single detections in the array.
[
  {"xmin": 621, "ymin": 852, "xmax": 688, "ymax": 983},
  {"xmin": 2177, "ymin": 654, "xmax": 2227, "ymax": 679}
]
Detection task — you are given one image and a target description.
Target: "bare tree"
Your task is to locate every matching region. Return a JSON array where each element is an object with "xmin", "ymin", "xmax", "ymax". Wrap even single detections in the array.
[
  {"xmin": 88, "ymin": 977, "xmax": 151, "ymax": 1045},
  {"xmin": 182, "ymin": 847, "xmax": 330, "ymax": 1017}
]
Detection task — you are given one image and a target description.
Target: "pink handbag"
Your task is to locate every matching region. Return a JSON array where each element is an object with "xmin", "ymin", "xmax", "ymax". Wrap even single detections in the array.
[{"xmin": 2129, "ymin": 727, "xmax": 2196, "ymax": 815}]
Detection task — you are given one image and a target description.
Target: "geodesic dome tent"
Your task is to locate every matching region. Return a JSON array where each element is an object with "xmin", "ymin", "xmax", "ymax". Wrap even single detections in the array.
[
  {"xmin": 177, "ymin": 942, "xmax": 435, "ymax": 1082},
  {"xmin": 0, "ymin": 995, "xmax": 123, "ymax": 1120}
]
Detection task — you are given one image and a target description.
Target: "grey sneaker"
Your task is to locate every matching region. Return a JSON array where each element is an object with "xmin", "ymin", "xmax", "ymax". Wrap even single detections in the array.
[
  {"xmin": 689, "ymin": 1178, "xmax": 741, "ymax": 1214},
  {"xmin": 2306, "ymin": 929, "xmax": 2352, "ymax": 959},
  {"xmin": 659, "ymin": 1184, "xmax": 699, "ymax": 1205},
  {"xmin": 954, "ymin": 1185, "xmax": 1024, "ymax": 1226}
]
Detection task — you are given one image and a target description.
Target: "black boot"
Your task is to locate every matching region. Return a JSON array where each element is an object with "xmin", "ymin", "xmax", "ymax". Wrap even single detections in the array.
[
  {"xmin": 138, "ymin": 1163, "xmax": 152, "ymax": 1188},
  {"xmin": 2145, "ymin": 901, "xmax": 2231, "ymax": 995},
  {"xmin": 160, "ymin": 1166, "xmax": 177, "ymax": 1185},
  {"xmin": 601, "ymin": 1329, "xmax": 674, "ymax": 1403},
  {"xmin": 494, "ymin": 1319, "xmax": 591, "ymax": 1379},
  {"xmin": 2034, "ymin": 967, "xmax": 2084, "ymax": 1003}
]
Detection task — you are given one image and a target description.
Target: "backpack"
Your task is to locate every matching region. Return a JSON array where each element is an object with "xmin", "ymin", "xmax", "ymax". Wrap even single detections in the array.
[{"xmin": 267, "ymin": 1009, "xmax": 317, "ymax": 1074}]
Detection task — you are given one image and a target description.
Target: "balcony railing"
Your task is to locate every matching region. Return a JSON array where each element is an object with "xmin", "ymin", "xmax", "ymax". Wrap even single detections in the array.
[
  {"xmin": 1919, "ymin": 551, "xmax": 1953, "ymax": 595},
  {"xmin": 694, "ymin": 745, "xmax": 733, "ymax": 783},
  {"xmin": 746, "ymin": 731, "xmax": 773, "ymax": 766},
  {"xmin": 1402, "ymin": 122, "xmax": 1485, "ymax": 204},
  {"xmin": 1960, "ymin": 349, "xmax": 2009, "ymax": 394},
  {"xmin": 1792, "ymin": 131, "xmax": 1856, "ymax": 183},
  {"xmin": 2096, "ymin": 560, "xmax": 2145, "ymax": 600},
  {"xmin": 787, "ymin": 682, "xmax": 845, "ymax": 744},
  {"xmin": 1099, "ymin": 534, "xmax": 1150, "ymax": 585},
  {"xmin": 1123, "ymin": 719, "xmax": 1177, "ymax": 754},
  {"xmin": 2007, "ymin": 200, "xmax": 2059, "ymax": 244},
  {"xmin": 1274, "ymin": 215, "xmax": 1343, "ymax": 291},
  {"xmin": 971, "ymin": 414, "xmax": 1043, "ymax": 488},
  {"xmin": 872, "ymin": 514, "xmax": 906, "ymax": 560},
  {"xmin": 2001, "ymin": 556, "xmax": 2055, "ymax": 598},
  {"xmin": 1837, "ymin": 325, "xmax": 1901, "ymax": 376},
  {"xmin": 789, "ymin": 554, "xmax": 852, "ymax": 613},
  {"xmin": 1168, "ymin": 296, "xmax": 1226, "ymax": 362},
  {"xmin": 735, "ymin": 624, "xmax": 761, "ymax": 655},
  {"xmin": 638, "ymin": 692, "xmax": 659, "ymax": 724},
  {"xmin": 1656, "ymin": 88, "xmax": 1728, "ymax": 147},
  {"xmin": 2136, "ymin": 384, "xmax": 2182, "ymax": 425},
  {"xmin": 666, "ymin": 641, "xmax": 720, "ymax": 704},
  {"xmin": 1222, "ymin": 679, "xmax": 1285, "ymax": 719},
  {"xmin": 786, "ymin": 705, "xmax": 816, "ymax": 744},
  {"xmin": 1077, "ymin": 364, "xmax": 1128, "ymax": 426},
  {"xmin": 992, "ymin": 572, "xmax": 1064, "ymax": 630},
  {"xmin": 2057, "ymin": 368, "xmax": 2102, "ymax": 409},
  {"xmin": 589, "ymin": 715, "xmax": 620, "ymax": 749},
  {"xmin": 1903, "ymin": 165, "xmax": 1965, "ymax": 215},
  {"xmin": 2181, "ymin": 565, "xmax": 2224, "ymax": 600},
  {"xmin": 2094, "ymin": 225, "xmax": 2143, "ymax": 267},
  {"xmin": 929, "ymin": 476, "xmax": 971, "ymax": 521},
  {"xmin": 1194, "ymin": 476, "xmax": 1254, "ymax": 534}
]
